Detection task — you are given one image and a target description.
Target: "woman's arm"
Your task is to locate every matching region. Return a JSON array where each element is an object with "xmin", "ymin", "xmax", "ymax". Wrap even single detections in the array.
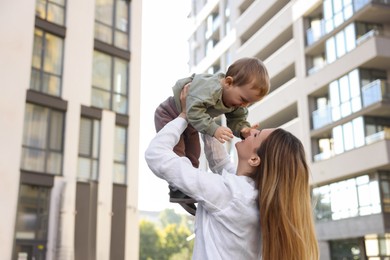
[
  {"xmin": 145, "ymin": 86, "xmax": 234, "ymax": 210},
  {"xmin": 202, "ymin": 134, "xmax": 236, "ymax": 175},
  {"xmin": 145, "ymin": 116, "xmax": 189, "ymax": 179}
]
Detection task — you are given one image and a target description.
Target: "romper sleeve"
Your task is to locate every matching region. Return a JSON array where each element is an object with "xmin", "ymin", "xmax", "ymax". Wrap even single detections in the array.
[{"xmin": 225, "ymin": 107, "xmax": 251, "ymax": 138}]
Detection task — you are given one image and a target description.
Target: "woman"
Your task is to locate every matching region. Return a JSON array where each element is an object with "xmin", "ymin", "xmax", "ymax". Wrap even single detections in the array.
[{"xmin": 145, "ymin": 87, "xmax": 319, "ymax": 259}]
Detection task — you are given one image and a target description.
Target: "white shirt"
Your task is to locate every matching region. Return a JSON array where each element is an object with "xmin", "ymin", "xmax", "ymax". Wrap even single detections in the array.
[{"xmin": 145, "ymin": 117, "xmax": 261, "ymax": 260}]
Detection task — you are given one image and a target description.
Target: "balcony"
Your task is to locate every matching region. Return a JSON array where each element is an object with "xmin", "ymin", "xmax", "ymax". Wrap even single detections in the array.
[
  {"xmin": 306, "ymin": 20, "xmax": 326, "ymax": 46},
  {"xmin": 354, "ymin": 0, "xmax": 390, "ymax": 12},
  {"xmin": 312, "ymin": 79, "xmax": 390, "ymax": 130},
  {"xmin": 305, "ymin": 0, "xmax": 390, "ymax": 47},
  {"xmin": 362, "ymin": 79, "xmax": 390, "ymax": 107},
  {"xmin": 312, "ymin": 105, "xmax": 332, "ymax": 129},
  {"xmin": 313, "ymin": 127, "xmax": 390, "ymax": 162}
]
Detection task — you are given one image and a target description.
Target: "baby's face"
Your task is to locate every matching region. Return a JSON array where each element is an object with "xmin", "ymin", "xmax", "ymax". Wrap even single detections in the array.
[{"xmin": 222, "ymin": 82, "xmax": 262, "ymax": 108}]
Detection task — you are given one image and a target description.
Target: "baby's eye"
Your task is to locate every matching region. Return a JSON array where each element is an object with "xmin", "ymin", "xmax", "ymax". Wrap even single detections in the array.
[{"xmin": 254, "ymin": 133, "xmax": 257, "ymax": 137}]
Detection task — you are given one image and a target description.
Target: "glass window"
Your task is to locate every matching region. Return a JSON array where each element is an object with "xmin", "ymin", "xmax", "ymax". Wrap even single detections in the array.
[
  {"xmin": 35, "ymin": 0, "xmax": 66, "ymax": 26},
  {"xmin": 330, "ymin": 238, "xmax": 364, "ymax": 259},
  {"xmin": 30, "ymin": 29, "xmax": 64, "ymax": 97},
  {"xmin": 333, "ymin": 125, "xmax": 344, "ymax": 154},
  {"xmin": 15, "ymin": 185, "xmax": 50, "ymax": 240},
  {"xmin": 343, "ymin": 122, "xmax": 354, "ymax": 151},
  {"xmin": 333, "ymin": 0, "xmax": 344, "ymax": 27},
  {"xmin": 349, "ymin": 69, "xmax": 361, "ymax": 112},
  {"xmin": 92, "ymin": 51, "xmax": 129, "ymax": 114},
  {"xmin": 95, "ymin": 0, "xmax": 129, "ymax": 50},
  {"xmin": 330, "ymin": 81, "xmax": 341, "ymax": 121},
  {"xmin": 313, "ymin": 174, "xmax": 382, "ymax": 222},
  {"xmin": 335, "ymin": 31, "xmax": 346, "ymax": 58},
  {"xmin": 339, "ymin": 75, "xmax": 351, "ymax": 117},
  {"xmin": 343, "ymin": 0, "xmax": 353, "ymax": 20},
  {"xmin": 113, "ymin": 125, "xmax": 127, "ymax": 184},
  {"xmin": 353, "ymin": 117, "xmax": 365, "ymax": 148},
  {"xmin": 326, "ymin": 37, "xmax": 337, "ymax": 64},
  {"xmin": 78, "ymin": 117, "xmax": 100, "ymax": 181},
  {"xmin": 323, "ymin": 0, "xmax": 334, "ymax": 33},
  {"xmin": 21, "ymin": 104, "xmax": 64, "ymax": 175},
  {"xmin": 345, "ymin": 23, "xmax": 356, "ymax": 52}
]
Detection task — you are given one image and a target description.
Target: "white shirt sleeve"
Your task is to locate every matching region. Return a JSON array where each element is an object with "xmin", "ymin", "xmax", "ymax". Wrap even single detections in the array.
[
  {"xmin": 144, "ymin": 117, "xmax": 236, "ymax": 212},
  {"xmin": 201, "ymin": 134, "xmax": 236, "ymax": 175}
]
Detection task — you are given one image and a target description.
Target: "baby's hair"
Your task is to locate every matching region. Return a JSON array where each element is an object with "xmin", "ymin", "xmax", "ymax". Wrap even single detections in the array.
[{"xmin": 226, "ymin": 57, "xmax": 270, "ymax": 98}]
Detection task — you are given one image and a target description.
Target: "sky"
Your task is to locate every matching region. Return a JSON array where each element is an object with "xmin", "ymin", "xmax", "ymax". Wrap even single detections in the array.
[{"xmin": 138, "ymin": 0, "xmax": 192, "ymax": 213}]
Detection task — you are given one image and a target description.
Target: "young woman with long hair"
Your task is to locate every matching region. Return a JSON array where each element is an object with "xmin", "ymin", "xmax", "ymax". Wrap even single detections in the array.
[
  {"xmin": 256, "ymin": 129, "xmax": 319, "ymax": 259},
  {"xmin": 145, "ymin": 86, "xmax": 319, "ymax": 259}
]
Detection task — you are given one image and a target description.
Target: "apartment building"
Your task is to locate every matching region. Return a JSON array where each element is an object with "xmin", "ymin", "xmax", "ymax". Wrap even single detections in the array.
[
  {"xmin": 188, "ymin": 0, "xmax": 390, "ymax": 259},
  {"xmin": 0, "ymin": 0, "xmax": 141, "ymax": 259}
]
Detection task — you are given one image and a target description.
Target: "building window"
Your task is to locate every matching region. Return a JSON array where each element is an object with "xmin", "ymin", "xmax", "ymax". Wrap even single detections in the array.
[
  {"xmin": 21, "ymin": 104, "xmax": 64, "ymax": 175},
  {"xmin": 332, "ymin": 117, "xmax": 365, "ymax": 154},
  {"xmin": 113, "ymin": 125, "xmax": 127, "ymax": 184},
  {"xmin": 329, "ymin": 69, "xmax": 361, "ymax": 121},
  {"xmin": 14, "ymin": 184, "xmax": 50, "ymax": 260},
  {"xmin": 330, "ymin": 234, "xmax": 390, "ymax": 260},
  {"xmin": 313, "ymin": 174, "xmax": 381, "ymax": 222},
  {"xmin": 330, "ymin": 238, "xmax": 364, "ymax": 260},
  {"xmin": 35, "ymin": 0, "xmax": 66, "ymax": 26},
  {"xmin": 326, "ymin": 22, "xmax": 382, "ymax": 65},
  {"xmin": 30, "ymin": 28, "xmax": 64, "ymax": 97},
  {"xmin": 91, "ymin": 51, "xmax": 129, "ymax": 114},
  {"xmin": 95, "ymin": 0, "xmax": 130, "ymax": 50},
  {"xmin": 312, "ymin": 68, "xmax": 388, "ymax": 131},
  {"xmin": 313, "ymin": 116, "xmax": 390, "ymax": 161},
  {"xmin": 365, "ymin": 234, "xmax": 390, "ymax": 259},
  {"xmin": 77, "ymin": 117, "xmax": 101, "ymax": 181},
  {"xmin": 323, "ymin": 0, "xmax": 353, "ymax": 34}
]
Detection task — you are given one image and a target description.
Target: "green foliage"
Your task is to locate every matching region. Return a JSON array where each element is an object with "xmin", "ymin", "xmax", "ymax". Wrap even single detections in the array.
[
  {"xmin": 139, "ymin": 209, "xmax": 194, "ymax": 260},
  {"xmin": 139, "ymin": 220, "xmax": 162, "ymax": 260},
  {"xmin": 159, "ymin": 208, "xmax": 182, "ymax": 227}
]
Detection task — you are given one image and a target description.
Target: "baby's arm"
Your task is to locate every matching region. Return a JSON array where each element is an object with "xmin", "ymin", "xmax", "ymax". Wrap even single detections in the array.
[{"xmin": 214, "ymin": 126, "xmax": 233, "ymax": 143}]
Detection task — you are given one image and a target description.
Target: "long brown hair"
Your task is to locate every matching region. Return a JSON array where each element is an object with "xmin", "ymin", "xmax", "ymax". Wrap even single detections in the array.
[{"xmin": 255, "ymin": 129, "xmax": 319, "ymax": 260}]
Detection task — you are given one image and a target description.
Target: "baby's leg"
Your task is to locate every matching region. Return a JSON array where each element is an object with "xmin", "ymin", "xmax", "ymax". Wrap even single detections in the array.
[{"xmin": 184, "ymin": 124, "xmax": 200, "ymax": 168}]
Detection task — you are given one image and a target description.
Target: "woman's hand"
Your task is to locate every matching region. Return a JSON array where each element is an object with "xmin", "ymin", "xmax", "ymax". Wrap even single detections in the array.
[{"xmin": 179, "ymin": 83, "xmax": 190, "ymax": 120}]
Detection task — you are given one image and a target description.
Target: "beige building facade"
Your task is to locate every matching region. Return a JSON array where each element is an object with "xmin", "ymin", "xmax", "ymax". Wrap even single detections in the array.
[
  {"xmin": 188, "ymin": 0, "xmax": 390, "ymax": 259},
  {"xmin": 0, "ymin": 0, "xmax": 141, "ymax": 259}
]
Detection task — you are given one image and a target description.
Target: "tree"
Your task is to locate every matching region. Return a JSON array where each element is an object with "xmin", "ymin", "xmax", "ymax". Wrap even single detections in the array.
[
  {"xmin": 139, "ymin": 220, "xmax": 162, "ymax": 260},
  {"xmin": 159, "ymin": 208, "xmax": 182, "ymax": 227},
  {"xmin": 139, "ymin": 209, "xmax": 194, "ymax": 260}
]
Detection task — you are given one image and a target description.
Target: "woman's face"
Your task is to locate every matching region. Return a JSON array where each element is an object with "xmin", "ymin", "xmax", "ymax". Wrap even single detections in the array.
[{"xmin": 235, "ymin": 128, "xmax": 274, "ymax": 160}]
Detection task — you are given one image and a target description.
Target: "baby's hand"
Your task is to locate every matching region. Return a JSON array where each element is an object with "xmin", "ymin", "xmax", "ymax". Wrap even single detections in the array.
[
  {"xmin": 240, "ymin": 124, "xmax": 259, "ymax": 139},
  {"xmin": 214, "ymin": 126, "xmax": 233, "ymax": 143}
]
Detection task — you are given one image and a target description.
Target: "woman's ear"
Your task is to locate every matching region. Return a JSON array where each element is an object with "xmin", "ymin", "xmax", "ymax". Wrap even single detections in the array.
[{"xmin": 248, "ymin": 155, "xmax": 260, "ymax": 167}]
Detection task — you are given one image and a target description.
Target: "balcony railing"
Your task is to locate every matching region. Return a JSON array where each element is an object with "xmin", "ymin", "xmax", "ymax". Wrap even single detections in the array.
[
  {"xmin": 314, "ymin": 150, "xmax": 334, "ymax": 162},
  {"xmin": 312, "ymin": 79, "xmax": 389, "ymax": 130},
  {"xmin": 354, "ymin": 0, "xmax": 390, "ymax": 12},
  {"xmin": 362, "ymin": 79, "xmax": 390, "ymax": 107},
  {"xmin": 306, "ymin": 0, "xmax": 390, "ymax": 46},
  {"xmin": 312, "ymin": 105, "xmax": 332, "ymax": 129},
  {"xmin": 306, "ymin": 20, "xmax": 326, "ymax": 46},
  {"xmin": 314, "ymin": 128, "xmax": 390, "ymax": 162},
  {"xmin": 356, "ymin": 28, "xmax": 380, "ymax": 45},
  {"xmin": 365, "ymin": 129, "xmax": 390, "ymax": 144}
]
